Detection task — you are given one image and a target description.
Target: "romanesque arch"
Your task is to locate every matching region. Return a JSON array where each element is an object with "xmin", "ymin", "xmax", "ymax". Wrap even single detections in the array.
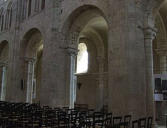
[
  {"xmin": 20, "ymin": 28, "xmax": 44, "ymax": 104},
  {"xmin": 0, "ymin": 8, "xmax": 4, "ymax": 32},
  {"xmin": 4, "ymin": 2, "xmax": 13, "ymax": 30},
  {"xmin": 62, "ymin": 5, "xmax": 109, "ymax": 110}
]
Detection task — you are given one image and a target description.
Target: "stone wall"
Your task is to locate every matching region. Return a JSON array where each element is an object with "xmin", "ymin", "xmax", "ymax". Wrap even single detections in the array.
[{"xmin": 0, "ymin": 0, "xmax": 165, "ymax": 120}]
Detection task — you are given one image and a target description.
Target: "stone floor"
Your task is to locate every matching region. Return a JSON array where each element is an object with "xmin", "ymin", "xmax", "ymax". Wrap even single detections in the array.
[
  {"xmin": 155, "ymin": 119, "xmax": 166, "ymax": 128},
  {"xmin": 155, "ymin": 125, "xmax": 166, "ymax": 128}
]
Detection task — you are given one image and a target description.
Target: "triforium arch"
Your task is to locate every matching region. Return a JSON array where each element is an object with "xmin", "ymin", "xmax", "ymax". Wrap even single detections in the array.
[
  {"xmin": 20, "ymin": 28, "xmax": 44, "ymax": 104},
  {"xmin": 0, "ymin": 8, "xmax": 4, "ymax": 32},
  {"xmin": 0, "ymin": 40, "xmax": 9, "ymax": 101},
  {"xmin": 62, "ymin": 5, "xmax": 109, "ymax": 110},
  {"xmin": 4, "ymin": 1, "xmax": 13, "ymax": 30}
]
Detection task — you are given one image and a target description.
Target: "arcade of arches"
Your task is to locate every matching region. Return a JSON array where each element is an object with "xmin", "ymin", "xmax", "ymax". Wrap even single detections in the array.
[{"xmin": 1, "ymin": 0, "xmax": 167, "ymax": 124}]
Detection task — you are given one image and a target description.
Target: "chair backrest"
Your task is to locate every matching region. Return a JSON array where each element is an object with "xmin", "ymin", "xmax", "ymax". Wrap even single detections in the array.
[
  {"xmin": 70, "ymin": 110, "xmax": 78, "ymax": 122},
  {"xmin": 106, "ymin": 113, "xmax": 112, "ymax": 119},
  {"xmin": 93, "ymin": 112, "xmax": 104, "ymax": 127},
  {"xmin": 139, "ymin": 118, "xmax": 147, "ymax": 128},
  {"xmin": 88, "ymin": 109, "xmax": 94, "ymax": 115},
  {"xmin": 147, "ymin": 117, "xmax": 153, "ymax": 128},
  {"xmin": 93, "ymin": 112, "xmax": 104, "ymax": 121},
  {"xmin": 58, "ymin": 111, "xmax": 67, "ymax": 120},
  {"xmin": 113, "ymin": 116, "xmax": 122, "ymax": 125},
  {"xmin": 132, "ymin": 120, "xmax": 139, "ymax": 128},
  {"xmin": 124, "ymin": 115, "xmax": 132, "ymax": 128},
  {"xmin": 79, "ymin": 111, "xmax": 87, "ymax": 117},
  {"xmin": 104, "ymin": 113, "xmax": 112, "ymax": 127}
]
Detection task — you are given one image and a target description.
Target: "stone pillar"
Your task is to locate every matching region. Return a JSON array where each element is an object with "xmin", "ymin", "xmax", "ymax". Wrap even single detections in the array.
[
  {"xmin": 65, "ymin": 31, "xmax": 79, "ymax": 108},
  {"xmin": 40, "ymin": 29, "xmax": 69, "ymax": 107},
  {"xmin": 96, "ymin": 56, "xmax": 105, "ymax": 110},
  {"xmin": 32, "ymin": 79, "xmax": 37, "ymax": 100},
  {"xmin": 67, "ymin": 45, "xmax": 78, "ymax": 108},
  {"xmin": 25, "ymin": 58, "xmax": 36, "ymax": 104},
  {"xmin": 108, "ymin": 0, "xmax": 148, "ymax": 118},
  {"xmin": 0, "ymin": 62, "xmax": 7, "ymax": 101},
  {"xmin": 144, "ymin": 27, "xmax": 156, "ymax": 117}
]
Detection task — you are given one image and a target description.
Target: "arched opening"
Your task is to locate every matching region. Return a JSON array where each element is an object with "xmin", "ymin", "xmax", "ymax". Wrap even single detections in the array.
[
  {"xmin": 0, "ymin": 8, "xmax": 4, "ymax": 32},
  {"xmin": 34, "ymin": 0, "xmax": 40, "ymax": 12},
  {"xmin": 63, "ymin": 6, "xmax": 108, "ymax": 110},
  {"xmin": 5, "ymin": 2, "xmax": 13, "ymax": 30},
  {"xmin": 0, "ymin": 40, "xmax": 9, "ymax": 101},
  {"xmin": 21, "ymin": 28, "xmax": 44, "ymax": 104},
  {"xmin": 41, "ymin": 0, "xmax": 45, "ymax": 10},
  {"xmin": 28, "ymin": 0, "xmax": 32, "ymax": 17},
  {"xmin": 153, "ymin": 2, "xmax": 167, "ymax": 125}
]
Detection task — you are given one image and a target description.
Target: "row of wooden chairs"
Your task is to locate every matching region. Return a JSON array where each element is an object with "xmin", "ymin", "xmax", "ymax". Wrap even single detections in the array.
[
  {"xmin": 132, "ymin": 117, "xmax": 153, "ymax": 128},
  {"xmin": 0, "ymin": 101, "xmax": 153, "ymax": 128}
]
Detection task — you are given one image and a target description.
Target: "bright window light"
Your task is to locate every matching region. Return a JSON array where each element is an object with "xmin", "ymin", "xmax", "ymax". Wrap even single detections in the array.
[{"xmin": 76, "ymin": 43, "xmax": 88, "ymax": 74}]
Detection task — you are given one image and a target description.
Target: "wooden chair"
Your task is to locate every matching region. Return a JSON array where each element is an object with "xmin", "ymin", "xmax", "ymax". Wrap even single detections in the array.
[
  {"xmin": 139, "ymin": 118, "xmax": 147, "ymax": 128},
  {"xmin": 113, "ymin": 116, "xmax": 122, "ymax": 128},
  {"xmin": 124, "ymin": 115, "xmax": 132, "ymax": 128},
  {"xmin": 132, "ymin": 120, "xmax": 139, "ymax": 128},
  {"xmin": 58, "ymin": 111, "xmax": 69, "ymax": 128},
  {"xmin": 147, "ymin": 117, "xmax": 153, "ymax": 128},
  {"xmin": 93, "ymin": 112, "xmax": 104, "ymax": 128},
  {"xmin": 104, "ymin": 113, "xmax": 112, "ymax": 128}
]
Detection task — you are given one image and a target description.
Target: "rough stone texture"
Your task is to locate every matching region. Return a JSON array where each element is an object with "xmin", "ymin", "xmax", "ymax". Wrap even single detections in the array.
[{"xmin": 0, "ymin": 0, "xmax": 166, "ymax": 120}]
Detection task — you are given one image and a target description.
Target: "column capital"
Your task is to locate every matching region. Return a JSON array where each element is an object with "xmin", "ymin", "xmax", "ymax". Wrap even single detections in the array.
[
  {"xmin": 0, "ymin": 61, "xmax": 8, "ymax": 67},
  {"xmin": 67, "ymin": 44, "xmax": 78, "ymax": 56},
  {"xmin": 144, "ymin": 27, "xmax": 157, "ymax": 40},
  {"xmin": 24, "ymin": 57, "xmax": 36, "ymax": 63}
]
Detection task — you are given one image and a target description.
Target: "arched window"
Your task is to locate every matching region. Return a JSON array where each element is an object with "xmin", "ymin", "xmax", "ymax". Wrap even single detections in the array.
[
  {"xmin": 0, "ymin": 8, "xmax": 4, "ymax": 31},
  {"xmin": 0, "ymin": 9, "xmax": 3, "ymax": 31},
  {"xmin": 5, "ymin": 2, "xmax": 12, "ymax": 30},
  {"xmin": 21, "ymin": 0, "xmax": 27, "ymax": 21},
  {"xmin": 9, "ymin": 6, "xmax": 12, "ymax": 28},
  {"xmin": 4, "ymin": 11, "xmax": 8, "ymax": 29},
  {"xmin": 1, "ymin": 15, "xmax": 4, "ymax": 31},
  {"xmin": 41, "ymin": 0, "xmax": 45, "ymax": 10},
  {"xmin": 34, "ymin": 0, "xmax": 39, "ymax": 12},
  {"xmin": 28, "ymin": 0, "xmax": 32, "ymax": 17},
  {"xmin": 76, "ymin": 43, "xmax": 88, "ymax": 74}
]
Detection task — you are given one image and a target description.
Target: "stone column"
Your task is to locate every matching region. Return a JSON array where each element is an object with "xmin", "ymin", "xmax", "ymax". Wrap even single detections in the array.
[
  {"xmin": 0, "ymin": 62, "xmax": 7, "ymax": 101},
  {"xmin": 96, "ymin": 56, "xmax": 105, "ymax": 110},
  {"xmin": 32, "ymin": 79, "xmax": 37, "ymax": 99},
  {"xmin": 108, "ymin": 0, "xmax": 150, "ymax": 118},
  {"xmin": 40, "ymin": 29, "xmax": 72, "ymax": 107},
  {"xmin": 144, "ymin": 27, "xmax": 156, "ymax": 117},
  {"xmin": 67, "ymin": 45, "xmax": 78, "ymax": 109},
  {"xmin": 25, "ymin": 57, "xmax": 36, "ymax": 104}
]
